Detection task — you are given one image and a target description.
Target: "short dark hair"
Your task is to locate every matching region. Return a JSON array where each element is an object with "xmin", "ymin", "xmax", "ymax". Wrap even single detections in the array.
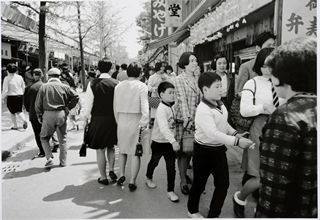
[
  {"xmin": 252, "ymin": 47, "xmax": 274, "ymax": 76},
  {"xmin": 33, "ymin": 68, "xmax": 43, "ymax": 76},
  {"xmin": 210, "ymin": 54, "xmax": 229, "ymax": 70},
  {"xmin": 254, "ymin": 32, "xmax": 276, "ymax": 47},
  {"xmin": 98, "ymin": 59, "xmax": 112, "ymax": 73},
  {"xmin": 265, "ymin": 37, "xmax": 316, "ymax": 93},
  {"xmin": 120, "ymin": 64, "xmax": 127, "ymax": 70},
  {"xmin": 164, "ymin": 65, "xmax": 173, "ymax": 72},
  {"xmin": 178, "ymin": 52, "xmax": 196, "ymax": 69},
  {"xmin": 127, "ymin": 62, "xmax": 142, "ymax": 78},
  {"xmin": 6, "ymin": 63, "xmax": 17, "ymax": 73},
  {"xmin": 115, "ymin": 65, "xmax": 120, "ymax": 71},
  {"xmin": 157, "ymin": 81, "xmax": 175, "ymax": 96},
  {"xmin": 198, "ymin": 72, "xmax": 221, "ymax": 93},
  {"xmin": 154, "ymin": 62, "xmax": 163, "ymax": 72}
]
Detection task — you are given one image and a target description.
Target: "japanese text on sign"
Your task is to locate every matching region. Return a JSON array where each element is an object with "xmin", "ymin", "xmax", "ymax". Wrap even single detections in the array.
[
  {"xmin": 281, "ymin": 0, "xmax": 317, "ymax": 43},
  {"xmin": 151, "ymin": 0, "xmax": 168, "ymax": 39},
  {"xmin": 165, "ymin": 0, "xmax": 182, "ymax": 27}
]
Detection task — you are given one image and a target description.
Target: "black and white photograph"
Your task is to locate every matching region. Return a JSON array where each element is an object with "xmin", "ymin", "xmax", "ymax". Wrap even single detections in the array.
[{"xmin": 1, "ymin": 0, "xmax": 317, "ymax": 219}]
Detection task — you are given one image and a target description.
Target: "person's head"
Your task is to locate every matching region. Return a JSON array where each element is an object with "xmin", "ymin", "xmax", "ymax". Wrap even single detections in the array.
[
  {"xmin": 115, "ymin": 65, "xmax": 120, "ymax": 71},
  {"xmin": 7, "ymin": 63, "xmax": 17, "ymax": 74},
  {"xmin": 157, "ymin": 81, "xmax": 175, "ymax": 103},
  {"xmin": 266, "ymin": 37, "xmax": 316, "ymax": 98},
  {"xmin": 210, "ymin": 54, "xmax": 229, "ymax": 73},
  {"xmin": 154, "ymin": 62, "xmax": 164, "ymax": 73},
  {"xmin": 120, "ymin": 64, "xmax": 127, "ymax": 71},
  {"xmin": 47, "ymin": 67, "xmax": 61, "ymax": 78},
  {"xmin": 149, "ymin": 66, "xmax": 155, "ymax": 75},
  {"xmin": 178, "ymin": 52, "xmax": 198, "ymax": 73},
  {"xmin": 164, "ymin": 65, "xmax": 173, "ymax": 74},
  {"xmin": 198, "ymin": 72, "xmax": 222, "ymax": 101},
  {"xmin": 32, "ymin": 68, "xmax": 43, "ymax": 81},
  {"xmin": 254, "ymin": 32, "xmax": 276, "ymax": 50},
  {"xmin": 98, "ymin": 59, "xmax": 113, "ymax": 73},
  {"xmin": 127, "ymin": 62, "xmax": 142, "ymax": 78},
  {"xmin": 88, "ymin": 71, "xmax": 96, "ymax": 79},
  {"xmin": 252, "ymin": 47, "xmax": 274, "ymax": 76}
]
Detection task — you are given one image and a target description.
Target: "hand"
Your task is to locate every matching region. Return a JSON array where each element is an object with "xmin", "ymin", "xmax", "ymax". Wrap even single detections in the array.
[
  {"xmin": 263, "ymin": 103, "xmax": 276, "ymax": 114},
  {"xmin": 172, "ymin": 141, "xmax": 180, "ymax": 152},
  {"xmin": 238, "ymin": 138, "xmax": 254, "ymax": 149}
]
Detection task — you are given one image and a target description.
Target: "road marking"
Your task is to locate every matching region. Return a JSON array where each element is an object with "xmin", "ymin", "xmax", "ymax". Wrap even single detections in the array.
[
  {"xmin": 104, "ymin": 212, "xmax": 120, "ymax": 218},
  {"xmin": 108, "ymin": 199, "xmax": 123, "ymax": 205}
]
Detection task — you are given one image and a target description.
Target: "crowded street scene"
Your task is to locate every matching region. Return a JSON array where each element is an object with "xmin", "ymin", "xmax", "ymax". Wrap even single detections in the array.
[{"xmin": 1, "ymin": 0, "xmax": 317, "ymax": 219}]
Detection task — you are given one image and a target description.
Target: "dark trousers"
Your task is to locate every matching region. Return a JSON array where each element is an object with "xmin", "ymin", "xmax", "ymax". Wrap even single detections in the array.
[
  {"xmin": 30, "ymin": 119, "xmax": 44, "ymax": 155},
  {"xmin": 187, "ymin": 142, "xmax": 229, "ymax": 218},
  {"xmin": 146, "ymin": 141, "xmax": 176, "ymax": 192}
]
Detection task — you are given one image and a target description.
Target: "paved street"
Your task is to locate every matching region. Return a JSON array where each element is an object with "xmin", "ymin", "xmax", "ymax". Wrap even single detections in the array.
[{"xmin": 2, "ymin": 118, "xmax": 257, "ymax": 219}]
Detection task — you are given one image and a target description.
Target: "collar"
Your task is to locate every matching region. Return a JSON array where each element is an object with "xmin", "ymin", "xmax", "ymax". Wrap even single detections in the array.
[
  {"xmin": 48, "ymin": 78, "xmax": 61, "ymax": 83},
  {"xmin": 202, "ymin": 97, "xmax": 223, "ymax": 109},
  {"xmin": 161, "ymin": 101, "xmax": 175, "ymax": 107},
  {"xmin": 99, "ymin": 73, "xmax": 111, "ymax": 79}
]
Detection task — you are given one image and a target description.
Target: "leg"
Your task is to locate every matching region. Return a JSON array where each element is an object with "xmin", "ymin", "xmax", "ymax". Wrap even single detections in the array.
[
  {"xmin": 208, "ymin": 151, "xmax": 229, "ymax": 218},
  {"xmin": 31, "ymin": 120, "xmax": 45, "ymax": 155},
  {"xmin": 96, "ymin": 149, "xmax": 108, "ymax": 180},
  {"xmin": 55, "ymin": 111, "xmax": 68, "ymax": 166},
  {"xmin": 119, "ymin": 153, "xmax": 127, "ymax": 177},
  {"xmin": 16, "ymin": 111, "xmax": 26, "ymax": 123},
  {"xmin": 40, "ymin": 112, "xmax": 56, "ymax": 161},
  {"xmin": 163, "ymin": 143, "xmax": 176, "ymax": 192},
  {"xmin": 187, "ymin": 146, "xmax": 211, "ymax": 214},
  {"xmin": 130, "ymin": 155, "xmax": 141, "ymax": 184},
  {"xmin": 10, "ymin": 113, "xmax": 18, "ymax": 128},
  {"xmin": 51, "ymin": 133, "xmax": 59, "ymax": 152},
  {"xmin": 178, "ymin": 153, "xmax": 192, "ymax": 193},
  {"xmin": 238, "ymin": 176, "xmax": 260, "ymax": 201},
  {"xmin": 106, "ymin": 146, "xmax": 115, "ymax": 172},
  {"xmin": 146, "ymin": 141, "xmax": 163, "ymax": 180}
]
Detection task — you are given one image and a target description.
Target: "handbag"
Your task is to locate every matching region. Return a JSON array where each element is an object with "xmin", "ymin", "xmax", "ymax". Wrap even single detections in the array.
[
  {"xmin": 148, "ymin": 91, "xmax": 161, "ymax": 109},
  {"xmin": 230, "ymin": 78, "xmax": 257, "ymax": 132},
  {"xmin": 79, "ymin": 120, "xmax": 89, "ymax": 157},
  {"xmin": 135, "ymin": 128, "xmax": 143, "ymax": 157}
]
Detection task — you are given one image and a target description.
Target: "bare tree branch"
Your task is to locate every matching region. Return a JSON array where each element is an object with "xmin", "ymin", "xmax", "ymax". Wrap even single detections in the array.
[{"xmin": 11, "ymin": 1, "xmax": 39, "ymax": 14}]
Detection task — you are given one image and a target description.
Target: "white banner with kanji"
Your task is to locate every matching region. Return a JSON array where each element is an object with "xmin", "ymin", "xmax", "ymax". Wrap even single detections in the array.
[
  {"xmin": 281, "ymin": 0, "xmax": 317, "ymax": 43},
  {"xmin": 165, "ymin": 0, "xmax": 182, "ymax": 27}
]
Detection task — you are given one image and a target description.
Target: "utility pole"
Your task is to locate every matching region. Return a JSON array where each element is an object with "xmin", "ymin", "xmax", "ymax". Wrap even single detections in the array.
[{"xmin": 77, "ymin": 1, "xmax": 86, "ymax": 91}]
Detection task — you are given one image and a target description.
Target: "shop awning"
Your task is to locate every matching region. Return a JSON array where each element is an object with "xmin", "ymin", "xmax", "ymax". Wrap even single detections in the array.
[
  {"xmin": 146, "ymin": 46, "xmax": 165, "ymax": 63},
  {"xmin": 146, "ymin": 29, "xmax": 189, "ymax": 51},
  {"xmin": 146, "ymin": 0, "xmax": 220, "ymax": 51}
]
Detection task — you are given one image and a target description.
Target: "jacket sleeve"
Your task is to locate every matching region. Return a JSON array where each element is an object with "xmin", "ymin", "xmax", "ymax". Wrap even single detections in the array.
[
  {"xmin": 240, "ymin": 80, "xmax": 264, "ymax": 117},
  {"xmin": 174, "ymin": 77, "xmax": 190, "ymax": 120},
  {"xmin": 23, "ymin": 86, "xmax": 31, "ymax": 112},
  {"xmin": 66, "ymin": 87, "xmax": 79, "ymax": 110},
  {"xmin": 35, "ymin": 85, "xmax": 44, "ymax": 116},
  {"xmin": 139, "ymin": 84, "xmax": 149, "ymax": 127}
]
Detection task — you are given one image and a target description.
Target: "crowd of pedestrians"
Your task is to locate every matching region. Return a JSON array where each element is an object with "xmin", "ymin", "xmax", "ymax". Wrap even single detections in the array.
[{"xmin": 1, "ymin": 36, "xmax": 317, "ymax": 218}]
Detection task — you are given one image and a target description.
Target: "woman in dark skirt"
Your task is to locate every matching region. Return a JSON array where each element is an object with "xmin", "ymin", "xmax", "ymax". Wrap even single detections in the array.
[
  {"xmin": 80, "ymin": 59, "xmax": 118, "ymax": 185},
  {"xmin": 2, "ymin": 63, "xmax": 28, "ymax": 130}
]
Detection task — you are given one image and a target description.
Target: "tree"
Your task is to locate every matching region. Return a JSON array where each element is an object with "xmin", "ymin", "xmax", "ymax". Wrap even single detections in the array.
[{"xmin": 136, "ymin": 1, "xmax": 152, "ymax": 45}]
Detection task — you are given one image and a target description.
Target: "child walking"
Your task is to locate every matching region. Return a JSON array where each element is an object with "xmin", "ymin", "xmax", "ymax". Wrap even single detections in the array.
[
  {"xmin": 187, "ymin": 72, "xmax": 254, "ymax": 218},
  {"xmin": 145, "ymin": 81, "xmax": 180, "ymax": 202}
]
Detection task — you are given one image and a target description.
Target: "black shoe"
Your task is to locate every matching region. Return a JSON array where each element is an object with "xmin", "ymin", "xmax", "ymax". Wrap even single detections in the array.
[
  {"xmin": 181, "ymin": 184, "xmax": 190, "ymax": 195},
  {"xmin": 109, "ymin": 171, "xmax": 118, "ymax": 182},
  {"xmin": 98, "ymin": 177, "xmax": 109, "ymax": 185},
  {"xmin": 117, "ymin": 176, "xmax": 126, "ymax": 186},
  {"xmin": 128, "ymin": 183, "xmax": 137, "ymax": 192},
  {"xmin": 233, "ymin": 194, "xmax": 245, "ymax": 218},
  {"xmin": 38, "ymin": 153, "xmax": 45, "ymax": 158},
  {"xmin": 52, "ymin": 145, "xmax": 59, "ymax": 153}
]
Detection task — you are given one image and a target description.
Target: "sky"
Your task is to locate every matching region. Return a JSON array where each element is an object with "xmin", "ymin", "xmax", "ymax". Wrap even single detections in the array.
[{"xmin": 112, "ymin": 0, "xmax": 148, "ymax": 59}]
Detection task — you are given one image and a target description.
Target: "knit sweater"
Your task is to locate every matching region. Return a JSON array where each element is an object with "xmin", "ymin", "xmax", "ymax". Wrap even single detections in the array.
[
  {"xmin": 195, "ymin": 99, "xmax": 238, "ymax": 147},
  {"xmin": 151, "ymin": 101, "xmax": 176, "ymax": 144}
]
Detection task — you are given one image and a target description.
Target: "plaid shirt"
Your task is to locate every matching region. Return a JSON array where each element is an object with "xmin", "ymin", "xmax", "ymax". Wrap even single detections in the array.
[
  {"xmin": 256, "ymin": 93, "xmax": 317, "ymax": 218},
  {"xmin": 174, "ymin": 72, "xmax": 201, "ymax": 141}
]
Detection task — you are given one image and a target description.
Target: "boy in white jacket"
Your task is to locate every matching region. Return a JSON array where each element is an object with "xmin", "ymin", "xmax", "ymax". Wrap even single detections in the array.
[
  {"xmin": 145, "ymin": 81, "xmax": 180, "ymax": 202},
  {"xmin": 187, "ymin": 72, "xmax": 254, "ymax": 218}
]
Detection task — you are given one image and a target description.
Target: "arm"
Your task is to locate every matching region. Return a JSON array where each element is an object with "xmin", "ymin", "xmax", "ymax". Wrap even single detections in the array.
[
  {"xmin": 2, "ymin": 77, "xmax": 8, "ymax": 99},
  {"xmin": 35, "ymin": 86, "xmax": 44, "ymax": 118},
  {"xmin": 113, "ymin": 86, "xmax": 119, "ymax": 124},
  {"xmin": 23, "ymin": 86, "xmax": 31, "ymax": 112},
  {"xmin": 66, "ymin": 87, "xmax": 79, "ymax": 110},
  {"xmin": 240, "ymin": 80, "xmax": 264, "ymax": 117},
  {"xmin": 156, "ymin": 107, "xmax": 176, "ymax": 144},
  {"xmin": 139, "ymin": 84, "xmax": 149, "ymax": 127},
  {"xmin": 79, "ymin": 81, "xmax": 94, "ymax": 119}
]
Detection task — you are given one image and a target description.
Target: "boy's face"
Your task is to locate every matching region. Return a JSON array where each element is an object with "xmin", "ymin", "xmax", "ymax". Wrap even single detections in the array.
[
  {"xmin": 160, "ymin": 88, "xmax": 175, "ymax": 103},
  {"xmin": 203, "ymin": 80, "xmax": 223, "ymax": 101}
]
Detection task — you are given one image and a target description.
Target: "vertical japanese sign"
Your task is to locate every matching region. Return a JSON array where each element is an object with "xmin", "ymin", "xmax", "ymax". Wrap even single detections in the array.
[
  {"xmin": 165, "ymin": 0, "xmax": 182, "ymax": 27},
  {"xmin": 151, "ymin": 0, "xmax": 168, "ymax": 40},
  {"xmin": 281, "ymin": 0, "xmax": 316, "ymax": 43}
]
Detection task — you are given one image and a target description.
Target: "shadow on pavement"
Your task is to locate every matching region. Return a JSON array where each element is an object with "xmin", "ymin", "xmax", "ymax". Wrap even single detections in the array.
[
  {"xmin": 43, "ymin": 180, "xmax": 122, "ymax": 218},
  {"xmin": 3, "ymin": 167, "xmax": 51, "ymax": 179}
]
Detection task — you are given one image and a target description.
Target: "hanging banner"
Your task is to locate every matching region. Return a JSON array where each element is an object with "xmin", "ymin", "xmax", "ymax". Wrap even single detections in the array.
[
  {"xmin": 1, "ymin": 42, "xmax": 12, "ymax": 59},
  {"xmin": 165, "ymin": 0, "xmax": 182, "ymax": 27},
  {"xmin": 151, "ymin": 0, "xmax": 168, "ymax": 40},
  {"xmin": 281, "ymin": 0, "xmax": 317, "ymax": 43}
]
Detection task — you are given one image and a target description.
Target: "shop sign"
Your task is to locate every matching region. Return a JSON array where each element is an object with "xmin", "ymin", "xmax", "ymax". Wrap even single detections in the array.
[
  {"xmin": 151, "ymin": 0, "xmax": 168, "ymax": 39},
  {"xmin": 1, "ymin": 42, "xmax": 12, "ymax": 59},
  {"xmin": 281, "ymin": 0, "xmax": 317, "ymax": 43},
  {"xmin": 165, "ymin": 0, "xmax": 182, "ymax": 27}
]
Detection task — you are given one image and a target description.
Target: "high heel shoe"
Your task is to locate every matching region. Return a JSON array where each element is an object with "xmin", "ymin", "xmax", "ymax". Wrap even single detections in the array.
[{"xmin": 117, "ymin": 176, "xmax": 126, "ymax": 186}]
